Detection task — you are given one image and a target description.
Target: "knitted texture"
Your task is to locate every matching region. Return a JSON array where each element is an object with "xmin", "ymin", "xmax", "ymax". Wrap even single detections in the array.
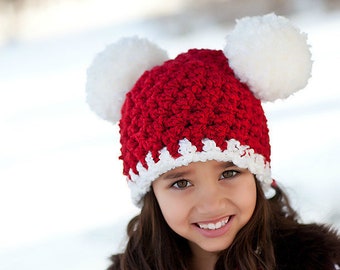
[
  {"xmin": 119, "ymin": 49, "xmax": 271, "ymax": 204},
  {"xmin": 86, "ymin": 14, "xmax": 313, "ymax": 206}
]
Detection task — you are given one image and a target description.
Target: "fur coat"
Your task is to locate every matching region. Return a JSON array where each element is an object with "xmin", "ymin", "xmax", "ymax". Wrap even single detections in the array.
[
  {"xmin": 108, "ymin": 223, "xmax": 340, "ymax": 269},
  {"xmin": 274, "ymin": 223, "xmax": 340, "ymax": 270}
]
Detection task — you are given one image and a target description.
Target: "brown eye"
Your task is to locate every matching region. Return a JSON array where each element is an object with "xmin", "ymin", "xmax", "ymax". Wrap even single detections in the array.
[
  {"xmin": 172, "ymin": 180, "xmax": 192, "ymax": 189},
  {"xmin": 220, "ymin": 170, "xmax": 238, "ymax": 179}
]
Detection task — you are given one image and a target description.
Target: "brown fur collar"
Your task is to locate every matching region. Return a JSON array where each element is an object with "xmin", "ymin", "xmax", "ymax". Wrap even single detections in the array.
[
  {"xmin": 108, "ymin": 223, "xmax": 340, "ymax": 269},
  {"xmin": 273, "ymin": 223, "xmax": 340, "ymax": 270}
]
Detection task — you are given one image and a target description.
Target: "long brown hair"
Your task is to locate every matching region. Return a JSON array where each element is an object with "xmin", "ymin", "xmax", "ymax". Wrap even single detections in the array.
[{"xmin": 109, "ymin": 178, "xmax": 300, "ymax": 270}]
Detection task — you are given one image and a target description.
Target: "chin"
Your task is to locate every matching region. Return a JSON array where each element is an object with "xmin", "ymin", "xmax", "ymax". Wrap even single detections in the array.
[{"xmin": 196, "ymin": 240, "xmax": 233, "ymax": 254}]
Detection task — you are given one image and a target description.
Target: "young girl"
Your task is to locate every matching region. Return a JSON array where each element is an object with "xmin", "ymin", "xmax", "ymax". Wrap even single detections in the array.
[{"xmin": 86, "ymin": 14, "xmax": 340, "ymax": 269}]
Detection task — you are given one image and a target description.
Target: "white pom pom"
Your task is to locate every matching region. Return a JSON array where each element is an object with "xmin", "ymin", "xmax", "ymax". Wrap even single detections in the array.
[
  {"xmin": 224, "ymin": 13, "xmax": 312, "ymax": 102},
  {"xmin": 86, "ymin": 36, "xmax": 169, "ymax": 122}
]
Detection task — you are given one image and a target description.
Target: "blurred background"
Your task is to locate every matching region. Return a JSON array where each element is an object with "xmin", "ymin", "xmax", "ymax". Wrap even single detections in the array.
[{"xmin": 0, "ymin": 0, "xmax": 339, "ymax": 269}]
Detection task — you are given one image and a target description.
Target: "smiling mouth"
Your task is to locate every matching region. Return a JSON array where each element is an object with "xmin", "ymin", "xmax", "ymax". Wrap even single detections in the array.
[{"xmin": 196, "ymin": 216, "xmax": 231, "ymax": 230}]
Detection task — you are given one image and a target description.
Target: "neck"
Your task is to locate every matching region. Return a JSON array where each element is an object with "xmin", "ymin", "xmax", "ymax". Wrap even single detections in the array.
[{"xmin": 189, "ymin": 244, "xmax": 218, "ymax": 270}]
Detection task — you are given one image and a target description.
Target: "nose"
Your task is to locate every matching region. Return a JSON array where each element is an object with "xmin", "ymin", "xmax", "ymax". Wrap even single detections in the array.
[{"xmin": 194, "ymin": 180, "xmax": 226, "ymax": 214}]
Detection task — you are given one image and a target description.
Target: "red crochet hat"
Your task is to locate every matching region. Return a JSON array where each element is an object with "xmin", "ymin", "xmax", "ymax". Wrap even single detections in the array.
[{"xmin": 86, "ymin": 13, "xmax": 312, "ymax": 206}]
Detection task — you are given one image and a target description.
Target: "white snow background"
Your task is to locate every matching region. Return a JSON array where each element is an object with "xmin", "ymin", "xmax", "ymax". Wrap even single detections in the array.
[{"xmin": 0, "ymin": 6, "xmax": 339, "ymax": 270}]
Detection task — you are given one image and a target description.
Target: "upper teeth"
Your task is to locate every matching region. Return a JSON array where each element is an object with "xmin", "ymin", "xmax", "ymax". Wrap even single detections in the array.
[{"xmin": 198, "ymin": 217, "xmax": 230, "ymax": 230}]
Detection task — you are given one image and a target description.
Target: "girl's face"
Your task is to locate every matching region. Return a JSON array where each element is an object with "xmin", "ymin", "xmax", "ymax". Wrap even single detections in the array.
[{"xmin": 152, "ymin": 160, "xmax": 257, "ymax": 255}]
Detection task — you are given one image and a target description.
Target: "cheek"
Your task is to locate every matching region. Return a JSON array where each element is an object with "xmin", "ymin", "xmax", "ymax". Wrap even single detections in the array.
[
  {"xmin": 154, "ymin": 190, "xmax": 179, "ymax": 221},
  {"xmin": 157, "ymin": 195, "xmax": 175, "ymax": 220},
  {"xmin": 231, "ymin": 177, "xmax": 257, "ymax": 218},
  {"xmin": 240, "ymin": 179, "xmax": 257, "ymax": 217},
  {"xmin": 153, "ymin": 190, "xmax": 191, "ymax": 230}
]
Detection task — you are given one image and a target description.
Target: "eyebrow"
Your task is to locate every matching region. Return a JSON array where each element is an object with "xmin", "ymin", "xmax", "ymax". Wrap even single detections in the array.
[
  {"xmin": 161, "ymin": 171, "xmax": 191, "ymax": 180},
  {"xmin": 218, "ymin": 161, "xmax": 234, "ymax": 168},
  {"xmin": 160, "ymin": 161, "xmax": 235, "ymax": 180}
]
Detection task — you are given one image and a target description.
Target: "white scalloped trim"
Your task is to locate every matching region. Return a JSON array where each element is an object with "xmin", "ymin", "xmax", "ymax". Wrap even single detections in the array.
[{"xmin": 128, "ymin": 138, "xmax": 273, "ymax": 207}]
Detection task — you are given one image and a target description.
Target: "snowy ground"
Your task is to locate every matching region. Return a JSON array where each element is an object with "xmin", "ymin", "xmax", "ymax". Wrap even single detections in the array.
[{"xmin": 0, "ymin": 9, "xmax": 339, "ymax": 270}]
